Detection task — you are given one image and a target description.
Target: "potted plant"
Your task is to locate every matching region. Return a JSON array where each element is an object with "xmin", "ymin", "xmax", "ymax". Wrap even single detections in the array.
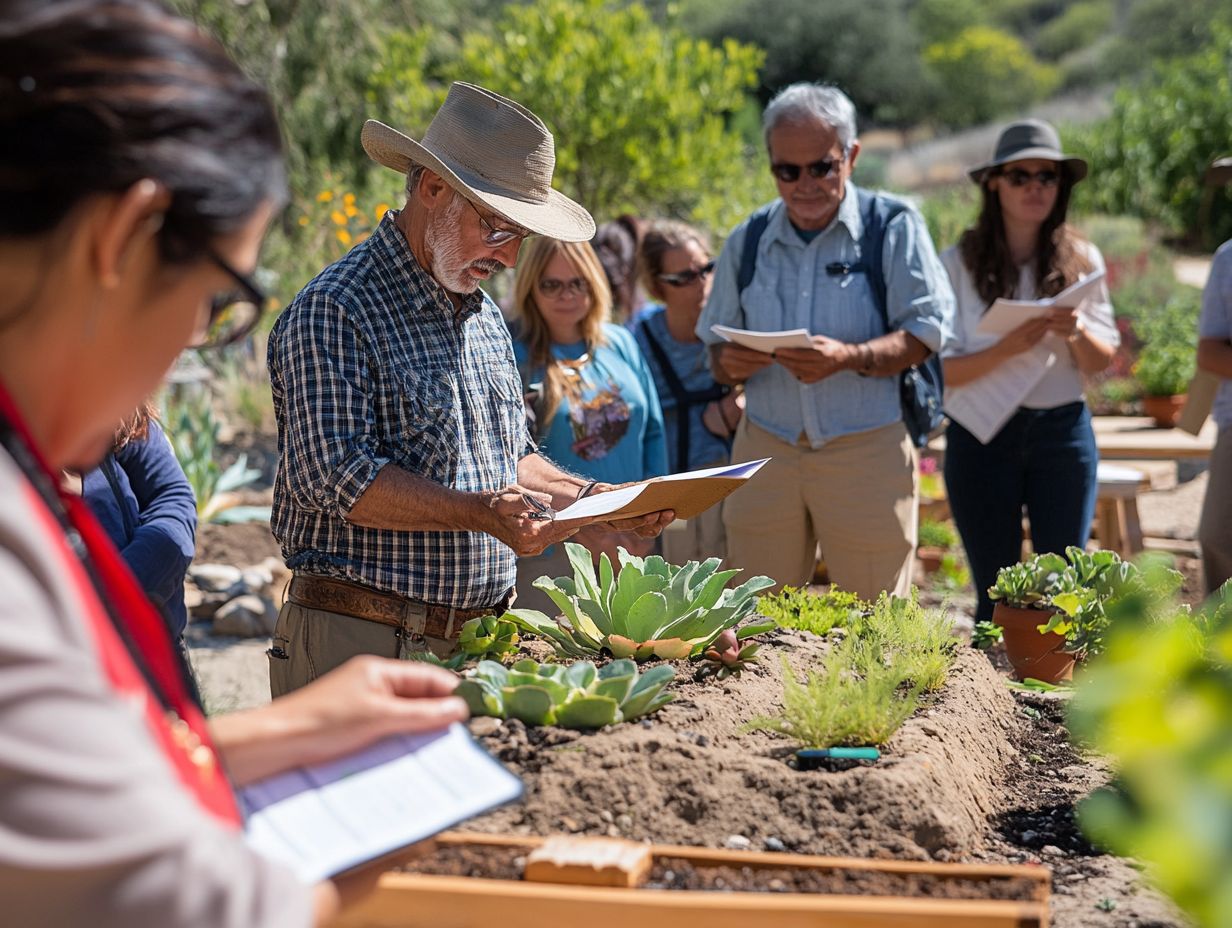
[
  {"xmin": 1131, "ymin": 294, "xmax": 1199, "ymax": 427},
  {"xmin": 916, "ymin": 519, "xmax": 958, "ymax": 574},
  {"xmin": 988, "ymin": 548, "xmax": 1183, "ymax": 683},
  {"xmin": 987, "ymin": 553, "xmax": 1072, "ymax": 683}
]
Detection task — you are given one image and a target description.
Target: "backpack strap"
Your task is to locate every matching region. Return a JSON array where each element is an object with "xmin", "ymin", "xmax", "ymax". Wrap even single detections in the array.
[
  {"xmin": 852, "ymin": 188, "xmax": 908, "ymax": 333},
  {"xmin": 640, "ymin": 320, "xmax": 727, "ymax": 473},
  {"xmin": 736, "ymin": 201, "xmax": 777, "ymax": 297}
]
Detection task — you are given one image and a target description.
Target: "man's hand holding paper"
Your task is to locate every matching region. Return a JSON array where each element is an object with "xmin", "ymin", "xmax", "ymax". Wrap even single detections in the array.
[{"xmin": 775, "ymin": 334, "xmax": 857, "ymax": 383}]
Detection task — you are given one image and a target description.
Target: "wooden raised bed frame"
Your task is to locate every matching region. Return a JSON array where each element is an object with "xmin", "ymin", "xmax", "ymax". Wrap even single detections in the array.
[{"xmin": 334, "ymin": 832, "xmax": 1051, "ymax": 928}]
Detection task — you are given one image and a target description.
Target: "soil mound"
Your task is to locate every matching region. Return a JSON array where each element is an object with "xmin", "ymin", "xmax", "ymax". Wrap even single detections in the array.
[{"xmin": 467, "ymin": 633, "xmax": 1018, "ymax": 860}]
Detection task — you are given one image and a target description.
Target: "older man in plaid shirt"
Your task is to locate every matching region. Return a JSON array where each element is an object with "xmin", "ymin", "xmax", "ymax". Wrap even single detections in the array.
[{"xmin": 266, "ymin": 84, "xmax": 672, "ymax": 696}]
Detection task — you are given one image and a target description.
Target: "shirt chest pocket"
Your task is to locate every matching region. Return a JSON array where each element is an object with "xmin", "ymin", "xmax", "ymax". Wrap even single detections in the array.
[{"xmin": 392, "ymin": 367, "xmax": 461, "ymax": 480}]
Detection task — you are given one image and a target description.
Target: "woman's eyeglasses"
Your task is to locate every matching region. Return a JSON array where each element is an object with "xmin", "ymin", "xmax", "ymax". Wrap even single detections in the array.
[
  {"xmin": 198, "ymin": 251, "xmax": 266, "ymax": 348},
  {"xmin": 1000, "ymin": 168, "xmax": 1061, "ymax": 189},
  {"xmin": 770, "ymin": 157, "xmax": 841, "ymax": 184},
  {"xmin": 538, "ymin": 276, "xmax": 590, "ymax": 298},
  {"xmin": 466, "ymin": 198, "xmax": 531, "ymax": 248},
  {"xmin": 658, "ymin": 260, "xmax": 716, "ymax": 287}
]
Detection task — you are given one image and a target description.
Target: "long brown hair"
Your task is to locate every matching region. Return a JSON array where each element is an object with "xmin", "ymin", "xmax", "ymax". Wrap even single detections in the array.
[
  {"xmin": 958, "ymin": 165, "xmax": 1092, "ymax": 306},
  {"xmin": 513, "ymin": 238, "xmax": 611, "ymax": 427}
]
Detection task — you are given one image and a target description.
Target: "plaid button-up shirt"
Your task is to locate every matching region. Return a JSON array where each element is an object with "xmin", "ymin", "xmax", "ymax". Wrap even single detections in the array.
[{"xmin": 268, "ymin": 210, "xmax": 533, "ymax": 608}]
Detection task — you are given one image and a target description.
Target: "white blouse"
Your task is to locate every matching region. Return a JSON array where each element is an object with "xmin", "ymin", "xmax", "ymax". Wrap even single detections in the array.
[{"xmin": 940, "ymin": 240, "xmax": 1119, "ymax": 409}]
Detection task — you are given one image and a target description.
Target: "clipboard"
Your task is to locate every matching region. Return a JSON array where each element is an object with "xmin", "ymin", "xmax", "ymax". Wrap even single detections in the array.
[{"xmin": 553, "ymin": 459, "xmax": 770, "ymax": 523}]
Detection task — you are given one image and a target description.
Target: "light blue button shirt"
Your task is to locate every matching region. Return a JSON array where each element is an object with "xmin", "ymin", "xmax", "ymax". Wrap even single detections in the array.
[
  {"xmin": 1200, "ymin": 239, "xmax": 1232, "ymax": 429},
  {"xmin": 697, "ymin": 185, "xmax": 955, "ymax": 449}
]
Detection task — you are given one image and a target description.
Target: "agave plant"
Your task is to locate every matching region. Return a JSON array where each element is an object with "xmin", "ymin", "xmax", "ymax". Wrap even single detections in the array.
[
  {"xmin": 506, "ymin": 543, "xmax": 775, "ymax": 661},
  {"xmin": 455, "ymin": 658, "xmax": 675, "ymax": 729}
]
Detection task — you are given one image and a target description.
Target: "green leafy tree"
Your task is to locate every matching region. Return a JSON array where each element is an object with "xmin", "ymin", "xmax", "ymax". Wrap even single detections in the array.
[
  {"xmin": 1073, "ymin": 27, "xmax": 1232, "ymax": 247},
  {"xmin": 922, "ymin": 26, "xmax": 1060, "ymax": 127},
  {"xmin": 690, "ymin": 0, "xmax": 933, "ymax": 126},
  {"xmin": 394, "ymin": 0, "xmax": 771, "ymax": 233},
  {"xmin": 1101, "ymin": 0, "xmax": 1232, "ymax": 78},
  {"xmin": 1033, "ymin": 0, "xmax": 1113, "ymax": 61}
]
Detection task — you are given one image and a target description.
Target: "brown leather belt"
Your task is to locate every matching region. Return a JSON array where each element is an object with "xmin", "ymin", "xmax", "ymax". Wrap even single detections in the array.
[{"xmin": 287, "ymin": 574, "xmax": 512, "ymax": 640}]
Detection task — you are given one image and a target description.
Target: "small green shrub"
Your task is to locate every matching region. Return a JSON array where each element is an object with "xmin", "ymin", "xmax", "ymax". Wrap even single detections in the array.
[
  {"xmin": 755, "ymin": 585, "xmax": 868, "ymax": 637},
  {"xmin": 455, "ymin": 658, "xmax": 675, "ymax": 729},
  {"xmin": 918, "ymin": 519, "xmax": 958, "ymax": 550},
  {"xmin": 1133, "ymin": 292, "xmax": 1201, "ymax": 397},
  {"xmin": 751, "ymin": 652, "xmax": 922, "ymax": 749},
  {"xmin": 749, "ymin": 593, "xmax": 957, "ymax": 749}
]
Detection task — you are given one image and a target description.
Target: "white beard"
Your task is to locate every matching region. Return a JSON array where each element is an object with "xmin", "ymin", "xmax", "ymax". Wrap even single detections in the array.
[{"xmin": 425, "ymin": 195, "xmax": 504, "ymax": 294}]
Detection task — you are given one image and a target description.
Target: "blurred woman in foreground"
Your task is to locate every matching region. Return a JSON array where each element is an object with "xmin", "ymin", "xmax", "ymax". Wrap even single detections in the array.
[{"xmin": 0, "ymin": 2, "xmax": 465, "ymax": 924}]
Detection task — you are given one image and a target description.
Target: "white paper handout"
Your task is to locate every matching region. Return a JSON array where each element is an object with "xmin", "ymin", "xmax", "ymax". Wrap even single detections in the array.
[
  {"xmin": 943, "ymin": 344, "xmax": 1056, "ymax": 444},
  {"xmin": 975, "ymin": 269, "xmax": 1106, "ymax": 338},
  {"xmin": 241, "ymin": 723, "xmax": 523, "ymax": 884},
  {"xmin": 711, "ymin": 324, "xmax": 814, "ymax": 353},
  {"xmin": 553, "ymin": 458, "xmax": 771, "ymax": 523}
]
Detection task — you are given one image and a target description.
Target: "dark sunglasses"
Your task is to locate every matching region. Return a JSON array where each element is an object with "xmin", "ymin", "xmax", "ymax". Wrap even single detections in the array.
[
  {"xmin": 198, "ymin": 251, "xmax": 267, "ymax": 348},
  {"xmin": 658, "ymin": 260, "xmax": 716, "ymax": 287},
  {"xmin": 770, "ymin": 157, "xmax": 841, "ymax": 184},
  {"xmin": 1000, "ymin": 167, "xmax": 1061, "ymax": 189}
]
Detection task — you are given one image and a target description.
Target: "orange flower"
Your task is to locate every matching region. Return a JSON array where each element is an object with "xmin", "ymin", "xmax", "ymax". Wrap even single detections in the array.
[
  {"xmin": 375, "ymin": 203, "xmax": 391, "ymax": 221},
  {"xmin": 316, "ymin": 190, "xmax": 334, "ymax": 203},
  {"xmin": 330, "ymin": 210, "xmax": 347, "ymax": 226},
  {"xmin": 336, "ymin": 229, "xmax": 352, "ymax": 245}
]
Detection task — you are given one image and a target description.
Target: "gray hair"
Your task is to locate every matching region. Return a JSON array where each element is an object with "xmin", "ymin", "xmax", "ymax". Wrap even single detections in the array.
[
  {"xmin": 404, "ymin": 164, "xmax": 427, "ymax": 201},
  {"xmin": 762, "ymin": 83, "xmax": 858, "ymax": 153}
]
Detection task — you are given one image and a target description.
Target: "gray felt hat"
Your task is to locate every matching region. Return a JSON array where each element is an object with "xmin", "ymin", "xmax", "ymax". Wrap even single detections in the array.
[
  {"xmin": 362, "ymin": 82, "xmax": 595, "ymax": 242},
  {"xmin": 968, "ymin": 119, "xmax": 1088, "ymax": 185}
]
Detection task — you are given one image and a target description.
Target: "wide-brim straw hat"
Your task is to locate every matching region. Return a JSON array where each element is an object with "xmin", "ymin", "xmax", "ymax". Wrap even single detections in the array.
[
  {"xmin": 968, "ymin": 118, "xmax": 1088, "ymax": 185},
  {"xmin": 362, "ymin": 82, "xmax": 595, "ymax": 242}
]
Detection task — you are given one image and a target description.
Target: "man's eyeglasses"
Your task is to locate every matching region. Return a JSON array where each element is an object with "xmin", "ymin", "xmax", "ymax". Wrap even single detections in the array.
[
  {"xmin": 466, "ymin": 198, "xmax": 532, "ymax": 248},
  {"xmin": 770, "ymin": 157, "xmax": 841, "ymax": 184},
  {"xmin": 658, "ymin": 260, "xmax": 716, "ymax": 288},
  {"xmin": 999, "ymin": 167, "xmax": 1061, "ymax": 189},
  {"xmin": 538, "ymin": 276, "xmax": 590, "ymax": 299},
  {"xmin": 198, "ymin": 251, "xmax": 266, "ymax": 348}
]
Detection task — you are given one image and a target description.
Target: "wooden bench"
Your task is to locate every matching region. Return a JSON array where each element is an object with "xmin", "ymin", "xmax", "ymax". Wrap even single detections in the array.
[{"xmin": 1093, "ymin": 462, "xmax": 1152, "ymax": 557}]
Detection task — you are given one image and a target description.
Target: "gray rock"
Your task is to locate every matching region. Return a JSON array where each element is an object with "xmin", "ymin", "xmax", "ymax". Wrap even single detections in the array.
[
  {"xmin": 241, "ymin": 565, "xmax": 274, "ymax": 595},
  {"xmin": 764, "ymin": 837, "xmax": 786, "ymax": 852},
  {"xmin": 213, "ymin": 594, "xmax": 278, "ymax": 638},
  {"xmin": 723, "ymin": 835, "xmax": 751, "ymax": 851},
  {"xmin": 189, "ymin": 564, "xmax": 244, "ymax": 595}
]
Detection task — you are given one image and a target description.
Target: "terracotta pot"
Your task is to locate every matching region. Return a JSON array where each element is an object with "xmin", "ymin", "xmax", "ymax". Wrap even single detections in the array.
[
  {"xmin": 1142, "ymin": 393, "xmax": 1187, "ymax": 428},
  {"xmin": 992, "ymin": 603, "xmax": 1075, "ymax": 684},
  {"xmin": 918, "ymin": 497, "xmax": 951, "ymax": 522},
  {"xmin": 917, "ymin": 546, "xmax": 945, "ymax": 573}
]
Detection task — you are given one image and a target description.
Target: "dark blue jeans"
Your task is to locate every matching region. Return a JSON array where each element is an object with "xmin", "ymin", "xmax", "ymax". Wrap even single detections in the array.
[{"xmin": 944, "ymin": 402, "xmax": 1098, "ymax": 622}]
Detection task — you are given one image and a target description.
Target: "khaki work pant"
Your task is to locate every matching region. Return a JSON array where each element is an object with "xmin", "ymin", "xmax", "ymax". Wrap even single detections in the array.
[
  {"xmin": 1199, "ymin": 425, "xmax": 1232, "ymax": 596},
  {"xmin": 661, "ymin": 500, "xmax": 727, "ymax": 566},
  {"xmin": 722, "ymin": 418, "xmax": 917, "ymax": 601},
  {"xmin": 268, "ymin": 599, "xmax": 457, "ymax": 698}
]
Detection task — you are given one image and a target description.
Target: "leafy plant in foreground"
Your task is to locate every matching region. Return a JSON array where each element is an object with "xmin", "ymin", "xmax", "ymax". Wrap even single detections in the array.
[
  {"xmin": 403, "ymin": 614, "xmax": 521, "ymax": 670},
  {"xmin": 756, "ymin": 585, "xmax": 868, "ymax": 637},
  {"xmin": 507, "ymin": 543, "xmax": 775, "ymax": 661},
  {"xmin": 455, "ymin": 658, "xmax": 675, "ymax": 729},
  {"xmin": 1069, "ymin": 585, "xmax": 1232, "ymax": 927}
]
